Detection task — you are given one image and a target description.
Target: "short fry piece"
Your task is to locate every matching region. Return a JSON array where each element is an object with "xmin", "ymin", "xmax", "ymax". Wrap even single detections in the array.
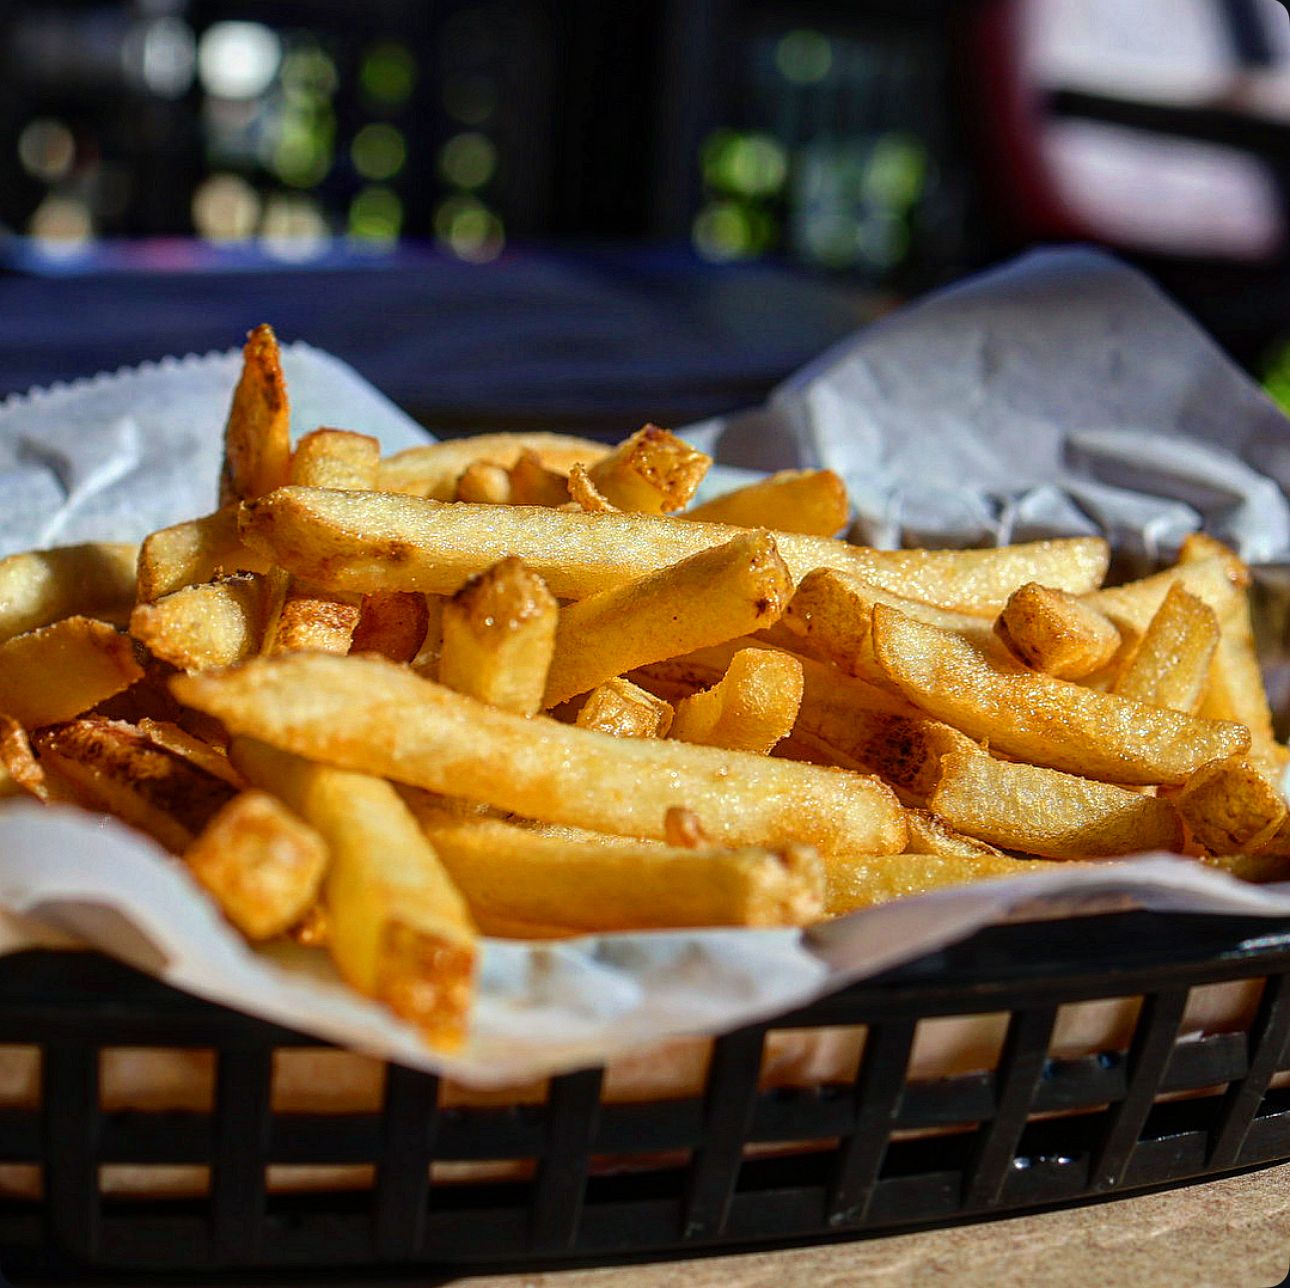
[
  {"xmin": 351, "ymin": 591, "xmax": 430, "ymax": 663},
  {"xmin": 289, "ymin": 428, "xmax": 380, "ymax": 491},
  {"xmin": 904, "ymin": 809, "xmax": 1008, "ymax": 859},
  {"xmin": 137, "ymin": 506, "xmax": 270, "ymax": 602},
  {"xmin": 684, "ymin": 469, "xmax": 849, "ymax": 536},
  {"xmin": 220, "ymin": 323, "xmax": 291, "ymax": 505},
  {"xmin": 0, "ymin": 543, "xmax": 139, "ymax": 645},
  {"xmin": 184, "ymin": 791, "xmax": 328, "ymax": 939},
  {"xmin": 576, "ymin": 678, "xmax": 673, "ymax": 738},
  {"xmin": 0, "ymin": 617, "xmax": 142, "ymax": 728},
  {"xmin": 0, "ymin": 715, "xmax": 49, "ymax": 800},
  {"xmin": 930, "ymin": 750, "xmax": 1182, "ymax": 858},
  {"xmin": 1111, "ymin": 583, "xmax": 1219, "ymax": 713},
  {"xmin": 825, "ymin": 851, "xmax": 1050, "ymax": 916},
  {"xmin": 129, "ymin": 573, "xmax": 268, "ymax": 672},
  {"xmin": 669, "ymin": 647, "xmax": 803, "ymax": 754},
  {"xmin": 1174, "ymin": 756, "xmax": 1287, "ymax": 856},
  {"xmin": 995, "ymin": 582, "xmax": 1120, "ymax": 679},
  {"xmin": 565, "ymin": 463, "xmax": 619, "ymax": 513},
  {"xmin": 266, "ymin": 583, "xmax": 361, "ymax": 656},
  {"xmin": 508, "ymin": 449, "xmax": 570, "ymax": 507},
  {"xmin": 137, "ymin": 718, "xmax": 244, "ymax": 787},
  {"xmin": 439, "ymin": 558, "xmax": 558, "ymax": 716},
  {"xmin": 586, "ymin": 425, "xmax": 711, "ymax": 514},
  {"xmin": 455, "ymin": 461, "xmax": 513, "ymax": 505}
]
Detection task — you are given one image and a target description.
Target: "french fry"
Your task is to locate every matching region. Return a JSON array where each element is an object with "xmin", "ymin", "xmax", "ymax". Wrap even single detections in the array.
[
  {"xmin": 264, "ymin": 581, "xmax": 361, "ymax": 656},
  {"xmin": 824, "ymin": 851, "xmax": 1050, "ymax": 916},
  {"xmin": 669, "ymin": 647, "xmax": 803, "ymax": 753},
  {"xmin": 439, "ymin": 558, "xmax": 558, "ymax": 716},
  {"xmin": 684, "ymin": 469, "xmax": 849, "ymax": 536},
  {"xmin": 351, "ymin": 591, "xmax": 430, "ymax": 663},
  {"xmin": 543, "ymin": 533, "xmax": 792, "ymax": 706},
  {"xmin": 872, "ymin": 605, "xmax": 1249, "ymax": 785},
  {"xmin": 220, "ymin": 323, "xmax": 291, "ymax": 505},
  {"xmin": 930, "ymin": 750, "xmax": 1183, "ymax": 858},
  {"xmin": 565, "ymin": 462, "xmax": 620, "ymax": 513},
  {"xmin": 129, "ymin": 573, "xmax": 269, "ymax": 672},
  {"xmin": 455, "ymin": 461, "xmax": 513, "ymax": 505},
  {"xmin": 1173, "ymin": 755, "xmax": 1287, "ymax": 856},
  {"xmin": 508, "ymin": 449, "xmax": 570, "ymax": 506},
  {"xmin": 664, "ymin": 806, "xmax": 707, "ymax": 847},
  {"xmin": 0, "ymin": 616, "xmax": 142, "ymax": 727},
  {"xmin": 586, "ymin": 425, "xmax": 711, "ymax": 514},
  {"xmin": 575, "ymin": 678, "xmax": 674, "ymax": 738},
  {"xmin": 377, "ymin": 432, "xmax": 611, "ymax": 500},
  {"xmin": 238, "ymin": 486, "xmax": 1109, "ymax": 609},
  {"xmin": 904, "ymin": 809, "xmax": 1008, "ymax": 859},
  {"xmin": 184, "ymin": 790, "xmax": 328, "ymax": 939},
  {"xmin": 410, "ymin": 595, "xmax": 445, "ymax": 678},
  {"xmin": 288, "ymin": 428, "xmax": 380, "ymax": 491},
  {"xmin": 995, "ymin": 582, "xmax": 1120, "ymax": 679},
  {"xmin": 137, "ymin": 718, "xmax": 244, "ymax": 787},
  {"xmin": 1111, "ymin": 583, "xmax": 1219, "ymax": 712},
  {"xmin": 137, "ymin": 506, "xmax": 270, "ymax": 602},
  {"xmin": 0, "ymin": 543, "xmax": 139, "ymax": 644},
  {"xmin": 174, "ymin": 652, "xmax": 909, "ymax": 859},
  {"xmin": 229, "ymin": 738, "xmax": 476, "ymax": 1047},
  {"xmin": 0, "ymin": 715, "xmax": 49, "ymax": 801}
]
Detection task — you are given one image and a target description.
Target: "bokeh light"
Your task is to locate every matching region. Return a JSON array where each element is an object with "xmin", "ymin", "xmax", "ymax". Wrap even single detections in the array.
[
  {"xmin": 434, "ymin": 195, "xmax": 504, "ymax": 262},
  {"xmin": 348, "ymin": 185, "xmax": 403, "ymax": 244},
  {"xmin": 123, "ymin": 17, "xmax": 197, "ymax": 99},
  {"xmin": 352, "ymin": 123, "xmax": 407, "ymax": 182},
  {"xmin": 260, "ymin": 192, "xmax": 329, "ymax": 260},
  {"xmin": 18, "ymin": 119, "xmax": 75, "ymax": 184},
  {"xmin": 192, "ymin": 173, "xmax": 261, "ymax": 242},
  {"xmin": 199, "ymin": 22, "xmax": 282, "ymax": 100},
  {"xmin": 438, "ymin": 132, "xmax": 496, "ymax": 190},
  {"xmin": 360, "ymin": 42, "xmax": 416, "ymax": 109},
  {"xmin": 701, "ymin": 130, "xmax": 787, "ymax": 197},
  {"xmin": 776, "ymin": 30, "xmax": 833, "ymax": 85},
  {"xmin": 29, "ymin": 194, "xmax": 93, "ymax": 249}
]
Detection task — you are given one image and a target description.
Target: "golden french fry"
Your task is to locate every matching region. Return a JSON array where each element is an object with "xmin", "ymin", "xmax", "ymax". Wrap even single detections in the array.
[
  {"xmin": 1111, "ymin": 583, "xmax": 1219, "ymax": 713},
  {"xmin": 508, "ymin": 449, "xmax": 570, "ymax": 506},
  {"xmin": 586, "ymin": 425, "xmax": 711, "ymax": 514},
  {"xmin": 129, "ymin": 573, "xmax": 269, "ymax": 672},
  {"xmin": 0, "ymin": 543, "xmax": 139, "ymax": 645},
  {"xmin": 565, "ymin": 462, "xmax": 619, "ymax": 513},
  {"xmin": 377, "ymin": 432, "xmax": 611, "ymax": 500},
  {"xmin": 1173, "ymin": 755, "xmax": 1287, "ymax": 856},
  {"xmin": 220, "ymin": 323, "xmax": 291, "ymax": 505},
  {"xmin": 439, "ymin": 558, "xmax": 558, "ymax": 716},
  {"xmin": 230, "ymin": 738, "xmax": 475, "ymax": 1047},
  {"xmin": 872, "ymin": 605, "xmax": 1249, "ymax": 785},
  {"xmin": 137, "ymin": 506, "xmax": 271, "ymax": 602},
  {"xmin": 265, "ymin": 582, "xmax": 361, "ymax": 656},
  {"xmin": 33, "ymin": 718, "xmax": 237, "ymax": 852},
  {"xmin": 351, "ymin": 591, "xmax": 430, "ymax": 663},
  {"xmin": 0, "ymin": 715, "xmax": 48, "ymax": 800},
  {"xmin": 289, "ymin": 428, "xmax": 380, "ymax": 491},
  {"xmin": 184, "ymin": 790, "xmax": 328, "ymax": 939},
  {"xmin": 930, "ymin": 749, "xmax": 1182, "ymax": 858},
  {"xmin": 904, "ymin": 809, "xmax": 1008, "ymax": 859},
  {"xmin": 238, "ymin": 486, "xmax": 1109, "ymax": 610},
  {"xmin": 455, "ymin": 461, "xmax": 513, "ymax": 505},
  {"xmin": 575, "ymin": 678, "xmax": 674, "ymax": 738},
  {"xmin": 410, "ymin": 595, "xmax": 445, "ymax": 678},
  {"xmin": 824, "ymin": 851, "xmax": 1051, "ymax": 916},
  {"xmin": 137, "ymin": 718, "xmax": 244, "ymax": 787},
  {"xmin": 669, "ymin": 647, "xmax": 803, "ymax": 754},
  {"xmin": 995, "ymin": 582, "xmax": 1120, "ymax": 679},
  {"xmin": 0, "ymin": 617, "xmax": 142, "ymax": 728},
  {"xmin": 543, "ymin": 533, "xmax": 792, "ymax": 706},
  {"xmin": 684, "ymin": 469, "xmax": 849, "ymax": 536},
  {"xmin": 174, "ymin": 652, "xmax": 908, "ymax": 859}
]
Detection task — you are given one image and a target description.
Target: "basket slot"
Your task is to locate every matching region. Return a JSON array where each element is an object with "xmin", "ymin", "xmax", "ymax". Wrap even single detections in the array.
[
  {"xmin": 1207, "ymin": 973, "xmax": 1290, "ymax": 1169},
  {"xmin": 0, "ymin": 1107, "xmax": 40, "ymax": 1161},
  {"xmin": 1238, "ymin": 1089, "xmax": 1290, "ymax": 1166},
  {"xmin": 373, "ymin": 1065, "xmax": 439, "ymax": 1260},
  {"xmin": 529, "ymin": 1067, "xmax": 604, "ymax": 1252},
  {"xmin": 1089, "ymin": 987, "xmax": 1189, "ymax": 1192},
  {"xmin": 595, "ymin": 1099, "xmax": 704, "ymax": 1154},
  {"xmin": 42, "ymin": 1040, "xmax": 100, "ymax": 1261},
  {"xmin": 826, "ymin": 1019, "xmax": 915, "ymax": 1228},
  {"xmin": 961, "ymin": 1006, "xmax": 1059, "ymax": 1209},
  {"xmin": 681, "ymin": 1026, "xmax": 766, "ymax": 1241},
  {"xmin": 435, "ymin": 1105, "xmax": 545, "ymax": 1159},
  {"xmin": 210, "ymin": 1046, "xmax": 272, "ymax": 1261}
]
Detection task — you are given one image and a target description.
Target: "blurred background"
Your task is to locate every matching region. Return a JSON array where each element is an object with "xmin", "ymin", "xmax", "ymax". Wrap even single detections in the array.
[{"xmin": 1, "ymin": 0, "xmax": 1290, "ymax": 433}]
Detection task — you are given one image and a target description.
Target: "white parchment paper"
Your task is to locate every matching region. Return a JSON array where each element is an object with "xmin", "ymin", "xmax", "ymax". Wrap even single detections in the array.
[{"xmin": 4, "ymin": 249, "xmax": 1290, "ymax": 1088}]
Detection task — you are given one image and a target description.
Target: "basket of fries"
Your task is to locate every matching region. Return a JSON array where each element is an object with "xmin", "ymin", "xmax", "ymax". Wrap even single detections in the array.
[{"xmin": 4, "ymin": 248, "xmax": 1290, "ymax": 1276}]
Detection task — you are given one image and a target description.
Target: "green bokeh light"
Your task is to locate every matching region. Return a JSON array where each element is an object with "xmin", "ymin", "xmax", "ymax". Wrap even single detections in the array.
[
  {"xmin": 280, "ymin": 45, "xmax": 338, "ymax": 99},
  {"xmin": 360, "ymin": 42, "xmax": 416, "ymax": 108},
  {"xmin": 438, "ymin": 132, "xmax": 496, "ymax": 190},
  {"xmin": 692, "ymin": 201, "xmax": 760, "ymax": 261},
  {"xmin": 701, "ymin": 130, "xmax": 786, "ymax": 198},
  {"xmin": 271, "ymin": 106, "xmax": 335, "ymax": 188},
  {"xmin": 348, "ymin": 185, "xmax": 403, "ymax": 243},
  {"xmin": 434, "ymin": 194, "xmax": 504, "ymax": 262},
  {"xmin": 776, "ymin": 29, "xmax": 833, "ymax": 85},
  {"xmin": 863, "ymin": 134, "xmax": 927, "ymax": 209},
  {"xmin": 352, "ymin": 122, "xmax": 406, "ymax": 181}
]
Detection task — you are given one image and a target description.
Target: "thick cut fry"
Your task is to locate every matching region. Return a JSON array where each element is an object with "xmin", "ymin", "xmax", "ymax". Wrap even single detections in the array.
[
  {"xmin": 904, "ymin": 809, "xmax": 1008, "ymax": 859},
  {"xmin": 438, "ymin": 558, "xmax": 558, "ymax": 716},
  {"xmin": 565, "ymin": 463, "xmax": 619, "ymax": 513},
  {"xmin": 544, "ymin": 533, "xmax": 792, "ymax": 706},
  {"xmin": 1173, "ymin": 756, "xmax": 1287, "ymax": 856},
  {"xmin": 1111, "ymin": 583, "xmax": 1219, "ymax": 713},
  {"xmin": 239, "ymin": 487, "xmax": 1108, "ymax": 610},
  {"xmin": 415, "ymin": 812, "xmax": 823, "ymax": 931},
  {"xmin": 377, "ymin": 433, "xmax": 611, "ymax": 500},
  {"xmin": 136, "ymin": 718, "xmax": 244, "ymax": 787},
  {"xmin": 289, "ymin": 428, "xmax": 380, "ymax": 491},
  {"xmin": 872, "ymin": 606, "xmax": 1249, "ymax": 786},
  {"xmin": 137, "ymin": 506, "xmax": 270, "ymax": 602},
  {"xmin": 586, "ymin": 425, "xmax": 711, "ymax": 515},
  {"xmin": 684, "ymin": 470, "xmax": 849, "ymax": 536},
  {"xmin": 351, "ymin": 591, "xmax": 430, "ymax": 663},
  {"xmin": 669, "ymin": 647, "xmax": 803, "ymax": 753},
  {"xmin": 229, "ymin": 738, "xmax": 475, "ymax": 1047},
  {"xmin": 265, "ymin": 582, "xmax": 361, "ymax": 656},
  {"xmin": 184, "ymin": 790, "xmax": 328, "ymax": 939},
  {"xmin": 508, "ymin": 450, "xmax": 570, "ymax": 506},
  {"xmin": 220, "ymin": 323, "xmax": 291, "ymax": 505},
  {"xmin": 995, "ymin": 582, "xmax": 1120, "ymax": 679},
  {"xmin": 174, "ymin": 652, "xmax": 908, "ymax": 859},
  {"xmin": 930, "ymin": 750, "xmax": 1182, "ymax": 858},
  {"xmin": 129, "ymin": 573, "xmax": 268, "ymax": 672},
  {"xmin": 825, "ymin": 852, "xmax": 1050, "ymax": 916},
  {"xmin": 0, "ymin": 543, "xmax": 139, "ymax": 645},
  {"xmin": 33, "ymin": 718, "xmax": 237, "ymax": 852},
  {"xmin": 455, "ymin": 461, "xmax": 513, "ymax": 505},
  {"xmin": 0, "ymin": 617, "xmax": 142, "ymax": 728},
  {"xmin": 575, "ymin": 678, "xmax": 673, "ymax": 738}
]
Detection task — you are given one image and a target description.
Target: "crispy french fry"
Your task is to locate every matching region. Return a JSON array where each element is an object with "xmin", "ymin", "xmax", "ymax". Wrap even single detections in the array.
[
  {"xmin": 137, "ymin": 718, "xmax": 244, "ymax": 787},
  {"xmin": 174, "ymin": 652, "xmax": 908, "ymax": 859},
  {"xmin": 129, "ymin": 573, "xmax": 269, "ymax": 672},
  {"xmin": 824, "ymin": 851, "xmax": 1050, "ymax": 916},
  {"xmin": 439, "ymin": 558, "xmax": 558, "ymax": 716},
  {"xmin": 351, "ymin": 591, "xmax": 430, "ymax": 663},
  {"xmin": 238, "ymin": 487, "xmax": 1109, "ymax": 610},
  {"xmin": 265, "ymin": 582, "xmax": 361, "ymax": 656},
  {"xmin": 508, "ymin": 449, "xmax": 570, "ymax": 506},
  {"xmin": 0, "ymin": 617, "xmax": 142, "ymax": 727},
  {"xmin": 1173, "ymin": 755, "xmax": 1287, "ymax": 856},
  {"xmin": 0, "ymin": 543, "xmax": 139, "ymax": 645},
  {"xmin": 289, "ymin": 428, "xmax": 380, "ymax": 491},
  {"xmin": 137, "ymin": 506, "xmax": 271, "ymax": 602},
  {"xmin": 586, "ymin": 425, "xmax": 711, "ymax": 514},
  {"xmin": 220, "ymin": 323, "xmax": 291, "ymax": 505},
  {"xmin": 184, "ymin": 790, "xmax": 328, "ymax": 939},
  {"xmin": 229, "ymin": 738, "xmax": 475, "ymax": 1047},
  {"xmin": 575, "ymin": 678, "xmax": 674, "ymax": 738},
  {"xmin": 995, "ymin": 582, "xmax": 1120, "ymax": 679},
  {"xmin": 1111, "ymin": 583, "xmax": 1219, "ymax": 712},
  {"xmin": 0, "ymin": 715, "xmax": 48, "ymax": 800},
  {"xmin": 872, "ymin": 605, "xmax": 1249, "ymax": 785},
  {"xmin": 904, "ymin": 809, "xmax": 1008, "ymax": 859},
  {"xmin": 669, "ymin": 647, "xmax": 802, "ymax": 754},
  {"xmin": 684, "ymin": 469, "xmax": 849, "ymax": 536},
  {"xmin": 377, "ymin": 433, "xmax": 611, "ymax": 500},
  {"xmin": 930, "ymin": 750, "xmax": 1182, "ymax": 858},
  {"xmin": 565, "ymin": 462, "xmax": 619, "ymax": 513},
  {"xmin": 455, "ymin": 461, "xmax": 513, "ymax": 505},
  {"xmin": 544, "ymin": 533, "xmax": 792, "ymax": 706}
]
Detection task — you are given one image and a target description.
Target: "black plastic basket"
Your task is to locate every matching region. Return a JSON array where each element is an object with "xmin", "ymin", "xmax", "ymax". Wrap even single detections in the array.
[{"xmin": 3, "ymin": 909, "xmax": 1290, "ymax": 1278}]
